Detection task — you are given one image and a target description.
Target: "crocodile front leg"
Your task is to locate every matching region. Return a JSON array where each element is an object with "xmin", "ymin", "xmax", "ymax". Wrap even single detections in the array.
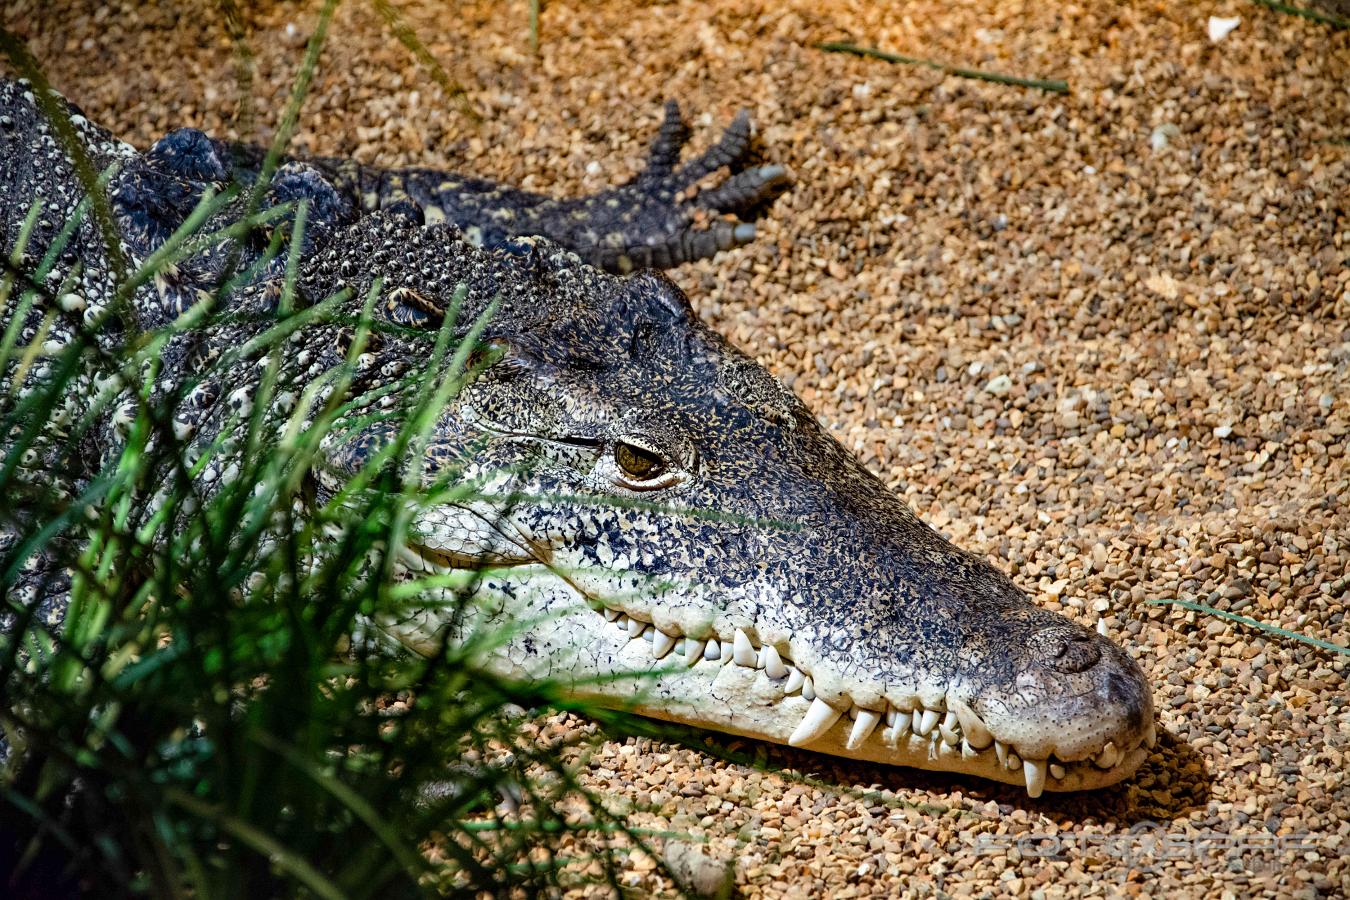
[{"xmin": 338, "ymin": 100, "xmax": 789, "ymax": 273}]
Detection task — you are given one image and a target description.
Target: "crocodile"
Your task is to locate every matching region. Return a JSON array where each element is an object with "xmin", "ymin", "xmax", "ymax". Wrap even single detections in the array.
[{"xmin": 0, "ymin": 77, "xmax": 1155, "ymax": 798}]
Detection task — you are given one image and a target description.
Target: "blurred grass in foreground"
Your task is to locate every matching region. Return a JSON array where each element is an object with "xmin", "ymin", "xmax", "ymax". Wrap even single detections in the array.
[{"xmin": 0, "ymin": 12, "xmax": 658, "ymax": 897}]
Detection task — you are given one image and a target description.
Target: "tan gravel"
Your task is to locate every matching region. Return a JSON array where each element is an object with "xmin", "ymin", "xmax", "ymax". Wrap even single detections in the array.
[{"xmin": 5, "ymin": 0, "xmax": 1348, "ymax": 896}]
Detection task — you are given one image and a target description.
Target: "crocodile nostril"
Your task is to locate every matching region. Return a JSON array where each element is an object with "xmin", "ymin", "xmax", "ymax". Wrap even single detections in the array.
[{"xmin": 1027, "ymin": 626, "xmax": 1101, "ymax": 673}]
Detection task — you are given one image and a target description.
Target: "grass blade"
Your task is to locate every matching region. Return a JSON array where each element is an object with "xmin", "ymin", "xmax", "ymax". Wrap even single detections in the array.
[
  {"xmin": 817, "ymin": 41, "xmax": 1069, "ymax": 94},
  {"xmin": 1146, "ymin": 598, "xmax": 1349, "ymax": 656}
]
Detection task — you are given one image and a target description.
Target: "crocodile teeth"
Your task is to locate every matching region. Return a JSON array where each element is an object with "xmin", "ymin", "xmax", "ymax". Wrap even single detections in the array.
[
  {"xmin": 949, "ymin": 697, "xmax": 993, "ymax": 750},
  {"xmin": 398, "ymin": 546, "xmax": 427, "ymax": 572},
  {"xmin": 942, "ymin": 710, "xmax": 959, "ymax": 734},
  {"xmin": 938, "ymin": 724, "xmax": 961, "ymax": 747},
  {"xmin": 603, "ymin": 607, "xmax": 621, "ymax": 622},
  {"xmin": 994, "ymin": 741, "xmax": 1009, "ymax": 768},
  {"xmin": 761, "ymin": 645, "xmax": 788, "ymax": 679},
  {"xmin": 960, "ymin": 739, "xmax": 980, "ymax": 759},
  {"xmin": 884, "ymin": 709, "xmax": 898, "ymax": 727},
  {"xmin": 1022, "ymin": 759, "xmax": 1046, "ymax": 798},
  {"xmin": 732, "ymin": 629, "xmax": 757, "ymax": 667},
  {"xmin": 917, "ymin": 709, "xmax": 940, "ymax": 737},
  {"xmin": 1049, "ymin": 763, "xmax": 1066, "ymax": 780},
  {"xmin": 910, "ymin": 710, "xmax": 923, "ymax": 734},
  {"xmin": 685, "ymin": 638, "xmax": 706, "ymax": 666},
  {"xmin": 802, "ymin": 677, "xmax": 815, "ymax": 701},
  {"xmin": 703, "ymin": 639, "xmax": 721, "ymax": 661},
  {"xmin": 1007, "ymin": 753, "xmax": 1022, "ymax": 772},
  {"xmin": 783, "ymin": 668, "xmax": 805, "ymax": 694},
  {"xmin": 1096, "ymin": 741, "xmax": 1120, "ymax": 769},
  {"xmin": 652, "ymin": 630, "xmax": 677, "ymax": 659},
  {"xmin": 626, "ymin": 616, "xmax": 644, "ymax": 638},
  {"xmin": 640, "ymin": 625, "xmax": 655, "ymax": 642},
  {"xmin": 846, "ymin": 708, "xmax": 881, "ymax": 750},
  {"xmin": 789, "ymin": 697, "xmax": 844, "ymax": 747}
]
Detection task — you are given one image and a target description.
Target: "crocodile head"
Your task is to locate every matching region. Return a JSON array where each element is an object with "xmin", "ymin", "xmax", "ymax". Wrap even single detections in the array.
[{"xmin": 293, "ymin": 216, "xmax": 1154, "ymax": 797}]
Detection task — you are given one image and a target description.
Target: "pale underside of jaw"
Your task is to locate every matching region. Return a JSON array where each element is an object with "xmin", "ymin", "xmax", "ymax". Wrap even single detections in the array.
[{"xmin": 390, "ymin": 546, "xmax": 1154, "ymax": 799}]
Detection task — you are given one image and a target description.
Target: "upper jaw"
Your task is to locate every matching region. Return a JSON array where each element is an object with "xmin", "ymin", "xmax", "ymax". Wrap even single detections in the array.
[
  {"xmin": 562, "ymin": 595, "xmax": 1156, "ymax": 797},
  {"xmin": 394, "ymin": 540, "xmax": 1155, "ymax": 797},
  {"xmin": 566, "ymin": 606, "xmax": 1154, "ymax": 796}
]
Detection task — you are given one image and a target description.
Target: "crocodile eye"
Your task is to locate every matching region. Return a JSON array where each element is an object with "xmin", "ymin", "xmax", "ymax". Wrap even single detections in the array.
[{"xmin": 614, "ymin": 441, "xmax": 665, "ymax": 481}]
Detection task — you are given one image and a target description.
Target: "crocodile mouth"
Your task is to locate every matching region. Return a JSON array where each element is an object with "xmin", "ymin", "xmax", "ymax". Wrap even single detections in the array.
[
  {"xmin": 392, "ymin": 541, "xmax": 1153, "ymax": 797},
  {"xmin": 578, "ymin": 604, "xmax": 1153, "ymax": 798}
]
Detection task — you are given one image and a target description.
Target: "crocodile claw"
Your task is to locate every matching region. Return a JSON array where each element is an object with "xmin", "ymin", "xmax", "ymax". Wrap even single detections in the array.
[{"xmin": 557, "ymin": 100, "xmax": 789, "ymax": 272}]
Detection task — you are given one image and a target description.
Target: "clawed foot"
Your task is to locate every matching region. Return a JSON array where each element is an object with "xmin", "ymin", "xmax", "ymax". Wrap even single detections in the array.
[{"xmin": 549, "ymin": 100, "xmax": 789, "ymax": 272}]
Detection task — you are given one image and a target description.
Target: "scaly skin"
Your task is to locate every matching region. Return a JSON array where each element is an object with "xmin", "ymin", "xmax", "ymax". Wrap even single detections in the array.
[
  {"xmin": 224, "ymin": 99, "xmax": 788, "ymax": 274},
  {"xmin": 0, "ymin": 79, "xmax": 1154, "ymax": 797}
]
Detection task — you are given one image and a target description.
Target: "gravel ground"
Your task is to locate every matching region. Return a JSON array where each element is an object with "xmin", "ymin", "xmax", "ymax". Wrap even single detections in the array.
[{"xmin": 5, "ymin": 0, "xmax": 1348, "ymax": 896}]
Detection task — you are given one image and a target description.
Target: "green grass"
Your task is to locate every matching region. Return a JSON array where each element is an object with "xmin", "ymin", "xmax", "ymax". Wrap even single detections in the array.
[
  {"xmin": 1251, "ymin": 0, "xmax": 1350, "ymax": 29},
  {"xmin": 0, "ymin": 190, "xmax": 646, "ymax": 899},
  {"xmin": 1145, "ymin": 598, "xmax": 1349, "ymax": 657},
  {"xmin": 0, "ymin": 18, "xmax": 661, "ymax": 899},
  {"xmin": 816, "ymin": 41, "xmax": 1070, "ymax": 94}
]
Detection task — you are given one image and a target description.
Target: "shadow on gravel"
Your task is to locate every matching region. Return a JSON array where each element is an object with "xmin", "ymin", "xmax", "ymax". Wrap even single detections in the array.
[{"xmin": 646, "ymin": 723, "xmax": 1211, "ymax": 828}]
